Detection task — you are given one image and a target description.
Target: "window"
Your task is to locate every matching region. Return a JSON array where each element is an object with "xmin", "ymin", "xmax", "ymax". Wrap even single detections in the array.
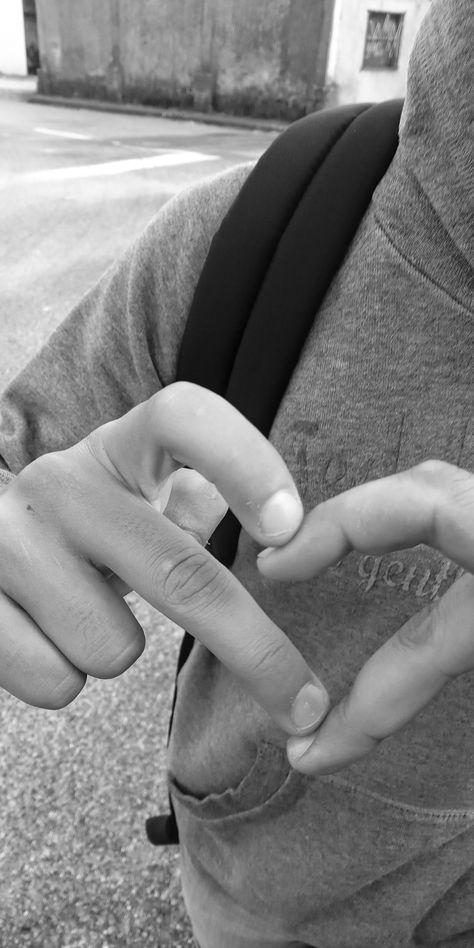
[{"xmin": 362, "ymin": 11, "xmax": 404, "ymax": 69}]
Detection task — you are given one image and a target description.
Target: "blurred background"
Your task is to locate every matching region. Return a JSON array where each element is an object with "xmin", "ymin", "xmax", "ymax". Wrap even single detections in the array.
[
  {"xmin": 2, "ymin": 0, "xmax": 431, "ymax": 116},
  {"xmin": 0, "ymin": 1, "xmax": 430, "ymax": 945}
]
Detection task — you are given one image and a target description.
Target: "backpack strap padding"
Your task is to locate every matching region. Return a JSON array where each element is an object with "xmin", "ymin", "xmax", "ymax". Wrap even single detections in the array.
[
  {"xmin": 226, "ymin": 99, "xmax": 403, "ymax": 429},
  {"xmin": 210, "ymin": 99, "xmax": 403, "ymax": 568},
  {"xmin": 176, "ymin": 102, "xmax": 372, "ymax": 395}
]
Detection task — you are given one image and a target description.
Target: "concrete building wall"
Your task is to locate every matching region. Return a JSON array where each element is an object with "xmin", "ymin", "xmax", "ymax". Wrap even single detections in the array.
[
  {"xmin": 214, "ymin": 0, "xmax": 334, "ymax": 117},
  {"xmin": 36, "ymin": 0, "xmax": 113, "ymax": 93},
  {"xmin": 0, "ymin": 0, "xmax": 27, "ymax": 75},
  {"xmin": 36, "ymin": 0, "xmax": 336, "ymax": 120},
  {"xmin": 326, "ymin": 0, "xmax": 430, "ymax": 105}
]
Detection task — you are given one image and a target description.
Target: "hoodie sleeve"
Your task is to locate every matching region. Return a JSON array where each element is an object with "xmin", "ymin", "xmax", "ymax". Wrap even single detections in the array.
[{"xmin": 0, "ymin": 163, "xmax": 253, "ymax": 475}]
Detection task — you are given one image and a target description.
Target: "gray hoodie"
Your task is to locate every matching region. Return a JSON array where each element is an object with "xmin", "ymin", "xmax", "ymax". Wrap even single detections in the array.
[{"xmin": 0, "ymin": 1, "xmax": 473, "ymax": 944}]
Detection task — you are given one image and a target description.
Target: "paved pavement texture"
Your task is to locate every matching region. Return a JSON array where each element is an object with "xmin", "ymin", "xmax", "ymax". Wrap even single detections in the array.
[
  {"xmin": 1, "ymin": 88, "xmax": 279, "ymax": 388},
  {"xmin": 0, "ymin": 86, "xmax": 280, "ymax": 946}
]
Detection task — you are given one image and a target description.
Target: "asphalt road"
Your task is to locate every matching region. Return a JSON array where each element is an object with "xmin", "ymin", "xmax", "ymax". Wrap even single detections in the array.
[
  {"xmin": 0, "ymin": 94, "xmax": 278, "ymax": 386},
  {"xmin": 0, "ymin": 95, "xmax": 278, "ymax": 947}
]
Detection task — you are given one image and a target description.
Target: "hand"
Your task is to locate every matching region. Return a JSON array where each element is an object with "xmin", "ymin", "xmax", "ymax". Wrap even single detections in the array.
[
  {"xmin": 256, "ymin": 459, "xmax": 474, "ymax": 774},
  {"xmin": 0, "ymin": 382, "xmax": 330, "ymax": 741}
]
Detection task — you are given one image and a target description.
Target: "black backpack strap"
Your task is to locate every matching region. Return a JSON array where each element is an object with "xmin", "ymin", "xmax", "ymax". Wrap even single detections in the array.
[
  {"xmin": 145, "ymin": 98, "xmax": 403, "ymax": 846},
  {"xmin": 178, "ymin": 102, "xmax": 373, "ymax": 399},
  {"xmin": 178, "ymin": 99, "xmax": 402, "ymax": 568}
]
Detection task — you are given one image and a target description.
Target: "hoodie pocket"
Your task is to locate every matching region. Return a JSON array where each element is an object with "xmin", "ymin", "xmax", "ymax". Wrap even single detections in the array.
[
  {"xmin": 168, "ymin": 740, "xmax": 295, "ymax": 823},
  {"xmin": 169, "ymin": 751, "xmax": 474, "ymax": 940}
]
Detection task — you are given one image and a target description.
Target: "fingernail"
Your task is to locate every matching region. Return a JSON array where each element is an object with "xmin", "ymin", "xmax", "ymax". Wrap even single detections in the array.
[
  {"xmin": 291, "ymin": 681, "xmax": 328, "ymax": 730},
  {"xmin": 259, "ymin": 491, "xmax": 302, "ymax": 538},
  {"xmin": 287, "ymin": 733, "xmax": 315, "ymax": 764}
]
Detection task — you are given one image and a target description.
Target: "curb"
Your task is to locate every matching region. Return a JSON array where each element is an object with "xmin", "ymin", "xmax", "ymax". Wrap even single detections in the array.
[
  {"xmin": 0, "ymin": 79, "xmax": 37, "ymax": 100},
  {"xmin": 28, "ymin": 93, "xmax": 290, "ymax": 133}
]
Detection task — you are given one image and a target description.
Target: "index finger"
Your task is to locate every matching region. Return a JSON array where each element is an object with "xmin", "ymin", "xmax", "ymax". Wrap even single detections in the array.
[
  {"xmin": 257, "ymin": 459, "xmax": 474, "ymax": 579},
  {"xmin": 85, "ymin": 382, "xmax": 304, "ymax": 546}
]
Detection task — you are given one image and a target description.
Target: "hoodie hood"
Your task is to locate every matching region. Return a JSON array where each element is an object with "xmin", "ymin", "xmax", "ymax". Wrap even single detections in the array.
[{"xmin": 398, "ymin": 0, "xmax": 474, "ymax": 268}]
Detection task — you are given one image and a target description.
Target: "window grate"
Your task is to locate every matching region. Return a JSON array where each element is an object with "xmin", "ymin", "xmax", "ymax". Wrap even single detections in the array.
[{"xmin": 362, "ymin": 12, "xmax": 404, "ymax": 70}]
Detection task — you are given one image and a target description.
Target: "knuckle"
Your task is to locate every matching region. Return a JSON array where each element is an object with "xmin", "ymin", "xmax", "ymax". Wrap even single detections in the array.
[
  {"xmin": 412, "ymin": 458, "xmax": 474, "ymax": 502},
  {"xmin": 73, "ymin": 604, "xmax": 144, "ymax": 679},
  {"xmin": 155, "ymin": 381, "xmax": 198, "ymax": 405},
  {"xmin": 151, "ymin": 381, "xmax": 196, "ymax": 419},
  {"xmin": 247, "ymin": 633, "xmax": 291, "ymax": 683},
  {"xmin": 410, "ymin": 459, "xmax": 474, "ymax": 545},
  {"xmin": 412, "ymin": 459, "xmax": 453, "ymax": 482},
  {"xmin": 13, "ymin": 452, "xmax": 66, "ymax": 495},
  {"xmin": 0, "ymin": 452, "xmax": 72, "ymax": 528},
  {"xmin": 410, "ymin": 458, "xmax": 474, "ymax": 501},
  {"xmin": 151, "ymin": 382, "xmax": 211, "ymax": 436},
  {"xmin": 393, "ymin": 599, "xmax": 457, "ymax": 684},
  {"xmin": 157, "ymin": 546, "xmax": 227, "ymax": 610}
]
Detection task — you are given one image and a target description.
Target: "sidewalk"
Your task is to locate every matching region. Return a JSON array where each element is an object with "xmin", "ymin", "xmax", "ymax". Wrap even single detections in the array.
[
  {"xmin": 0, "ymin": 74, "xmax": 38, "ymax": 98},
  {"xmin": 0, "ymin": 73, "xmax": 288, "ymax": 132}
]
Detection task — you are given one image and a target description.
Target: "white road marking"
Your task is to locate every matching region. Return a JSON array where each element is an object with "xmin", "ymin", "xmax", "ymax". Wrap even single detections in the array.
[
  {"xmin": 35, "ymin": 126, "xmax": 93, "ymax": 141},
  {"xmin": 25, "ymin": 151, "xmax": 219, "ymax": 182}
]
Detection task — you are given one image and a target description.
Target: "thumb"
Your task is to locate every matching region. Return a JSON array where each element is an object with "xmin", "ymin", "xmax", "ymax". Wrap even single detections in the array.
[{"xmin": 161, "ymin": 468, "xmax": 229, "ymax": 545}]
